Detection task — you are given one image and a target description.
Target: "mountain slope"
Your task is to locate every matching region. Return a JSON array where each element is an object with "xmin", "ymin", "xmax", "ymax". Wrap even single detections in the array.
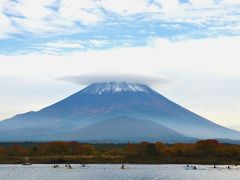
[
  {"xmin": 0, "ymin": 82, "xmax": 239, "ymax": 142},
  {"xmin": 69, "ymin": 116, "xmax": 195, "ymax": 143}
]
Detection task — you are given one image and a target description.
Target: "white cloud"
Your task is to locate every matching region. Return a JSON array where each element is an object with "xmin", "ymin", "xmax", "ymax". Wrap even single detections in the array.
[
  {"xmin": 1, "ymin": 36, "xmax": 240, "ymax": 78},
  {"xmin": 59, "ymin": 0, "xmax": 103, "ymax": 24},
  {"xmin": 0, "ymin": 14, "xmax": 12, "ymax": 38},
  {"xmin": 0, "ymin": 0, "xmax": 103, "ymax": 35},
  {"xmin": 4, "ymin": 0, "xmax": 61, "ymax": 34},
  {"xmin": 58, "ymin": 72, "xmax": 169, "ymax": 86},
  {"xmin": 98, "ymin": 0, "xmax": 158, "ymax": 15},
  {"xmin": 223, "ymin": 0, "xmax": 240, "ymax": 4},
  {"xmin": 8, "ymin": 0, "xmax": 54, "ymax": 20},
  {"xmin": 0, "ymin": 0, "xmax": 17, "ymax": 38},
  {"xmin": 36, "ymin": 39, "xmax": 109, "ymax": 53},
  {"xmin": 44, "ymin": 41, "xmax": 84, "ymax": 49},
  {"xmin": 88, "ymin": 39, "xmax": 108, "ymax": 47},
  {"xmin": 155, "ymin": 0, "xmax": 180, "ymax": 12},
  {"xmin": 190, "ymin": 0, "xmax": 214, "ymax": 6}
]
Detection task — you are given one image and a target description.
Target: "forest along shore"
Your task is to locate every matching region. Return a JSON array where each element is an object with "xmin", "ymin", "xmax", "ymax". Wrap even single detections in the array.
[{"xmin": 0, "ymin": 140, "xmax": 239, "ymax": 164}]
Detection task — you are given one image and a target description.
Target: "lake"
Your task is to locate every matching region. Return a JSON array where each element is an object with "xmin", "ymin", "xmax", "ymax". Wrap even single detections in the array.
[{"xmin": 0, "ymin": 164, "xmax": 239, "ymax": 180}]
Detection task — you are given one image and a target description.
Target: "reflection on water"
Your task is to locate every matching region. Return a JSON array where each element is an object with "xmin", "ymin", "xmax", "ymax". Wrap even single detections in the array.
[{"xmin": 0, "ymin": 164, "xmax": 239, "ymax": 180}]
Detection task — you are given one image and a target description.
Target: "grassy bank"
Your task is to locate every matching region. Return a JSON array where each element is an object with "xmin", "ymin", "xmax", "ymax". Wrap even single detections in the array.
[{"xmin": 1, "ymin": 156, "xmax": 239, "ymax": 165}]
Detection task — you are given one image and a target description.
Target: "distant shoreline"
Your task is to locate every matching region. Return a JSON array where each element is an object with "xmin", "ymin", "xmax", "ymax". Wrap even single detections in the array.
[{"xmin": 0, "ymin": 140, "xmax": 239, "ymax": 165}]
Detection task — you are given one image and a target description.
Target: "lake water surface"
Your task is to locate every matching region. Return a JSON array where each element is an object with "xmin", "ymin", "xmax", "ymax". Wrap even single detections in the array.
[{"xmin": 0, "ymin": 164, "xmax": 239, "ymax": 180}]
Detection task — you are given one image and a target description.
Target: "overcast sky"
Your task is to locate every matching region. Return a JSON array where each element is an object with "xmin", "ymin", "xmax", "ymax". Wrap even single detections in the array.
[{"xmin": 0, "ymin": 0, "xmax": 240, "ymax": 130}]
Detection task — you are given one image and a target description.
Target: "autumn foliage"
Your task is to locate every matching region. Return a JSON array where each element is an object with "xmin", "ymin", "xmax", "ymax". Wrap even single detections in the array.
[{"xmin": 0, "ymin": 140, "xmax": 239, "ymax": 164}]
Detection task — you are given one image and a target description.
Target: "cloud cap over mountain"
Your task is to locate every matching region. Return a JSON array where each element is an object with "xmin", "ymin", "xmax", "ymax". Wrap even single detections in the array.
[{"xmin": 58, "ymin": 72, "xmax": 170, "ymax": 86}]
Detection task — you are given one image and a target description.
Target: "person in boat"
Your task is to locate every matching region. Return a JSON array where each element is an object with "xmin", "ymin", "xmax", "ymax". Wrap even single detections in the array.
[
  {"xmin": 213, "ymin": 165, "xmax": 216, "ymax": 169},
  {"xmin": 22, "ymin": 156, "xmax": 31, "ymax": 165},
  {"xmin": 121, "ymin": 164, "xmax": 125, "ymax": 169},
  {"xmin": 193, "ymin": 166, "xmax": 197, "ymax": 170},
  {"xmin": 65, "ymin": 164, "xmax": 72, "ymax": 169},
  {"xmin": 227, "ymin": 165, "xmax": 230, "ymax": 169},
  {"xmin": 186, "ymin": 164, "xmax": 189, "ymax": 167}
]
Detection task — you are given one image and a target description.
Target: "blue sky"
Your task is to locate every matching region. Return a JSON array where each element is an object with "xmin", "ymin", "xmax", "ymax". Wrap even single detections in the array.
[{"xmin": 0, "ymin": 0, "xmax": 240, "ymax": 129}]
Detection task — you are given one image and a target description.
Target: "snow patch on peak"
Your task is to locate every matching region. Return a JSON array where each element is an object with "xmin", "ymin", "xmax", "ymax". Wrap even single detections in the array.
[{"xmin": 82, "ymin": 82, "xmax": 152, "ymax": 95}]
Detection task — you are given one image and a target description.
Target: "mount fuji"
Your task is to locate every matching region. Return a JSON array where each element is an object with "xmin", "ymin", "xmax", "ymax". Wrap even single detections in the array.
[{"xmin": 0, "ymin": 82, "xmax": 239, "ymax": 142}]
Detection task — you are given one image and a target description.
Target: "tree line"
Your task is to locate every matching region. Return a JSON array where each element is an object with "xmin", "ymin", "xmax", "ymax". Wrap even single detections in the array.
[{"xmin": 0, "ymin": 140, "xmax": 239, "ymax": 164}]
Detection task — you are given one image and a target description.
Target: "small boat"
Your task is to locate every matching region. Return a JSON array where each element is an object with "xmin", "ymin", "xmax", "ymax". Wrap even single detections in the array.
[
  {"xmin": 80, "ymin": 164, "xmax": 90, "ymax": 168},
  {"xmin": 185, "ymin": 165, "xmax": 198, "ymax": 170},
  {"xmin": 65, "ymin": 164, "xmax": 72, "ymax": 169},
  {"xmin": 53, "ymin": 164, "xmax": 59, "ymax": 168},
  {"xmin": 22, "ymin": 156, "xmax": 32, "ymax": 166},
  {"xmin": 22, "ymin": 162, "xmax": 32, "ymax": 166}
]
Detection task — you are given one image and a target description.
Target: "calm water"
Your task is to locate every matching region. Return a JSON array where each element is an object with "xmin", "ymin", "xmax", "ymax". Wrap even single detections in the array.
[{"xmin": 0, "ymin": 164, "xmax": 239, "ymax": 180}]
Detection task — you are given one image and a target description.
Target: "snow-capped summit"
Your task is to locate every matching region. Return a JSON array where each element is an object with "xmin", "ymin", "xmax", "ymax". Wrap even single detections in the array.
[{"xmin": 81, "ymin": 82, "xmax": 154, "ymax": 95}]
